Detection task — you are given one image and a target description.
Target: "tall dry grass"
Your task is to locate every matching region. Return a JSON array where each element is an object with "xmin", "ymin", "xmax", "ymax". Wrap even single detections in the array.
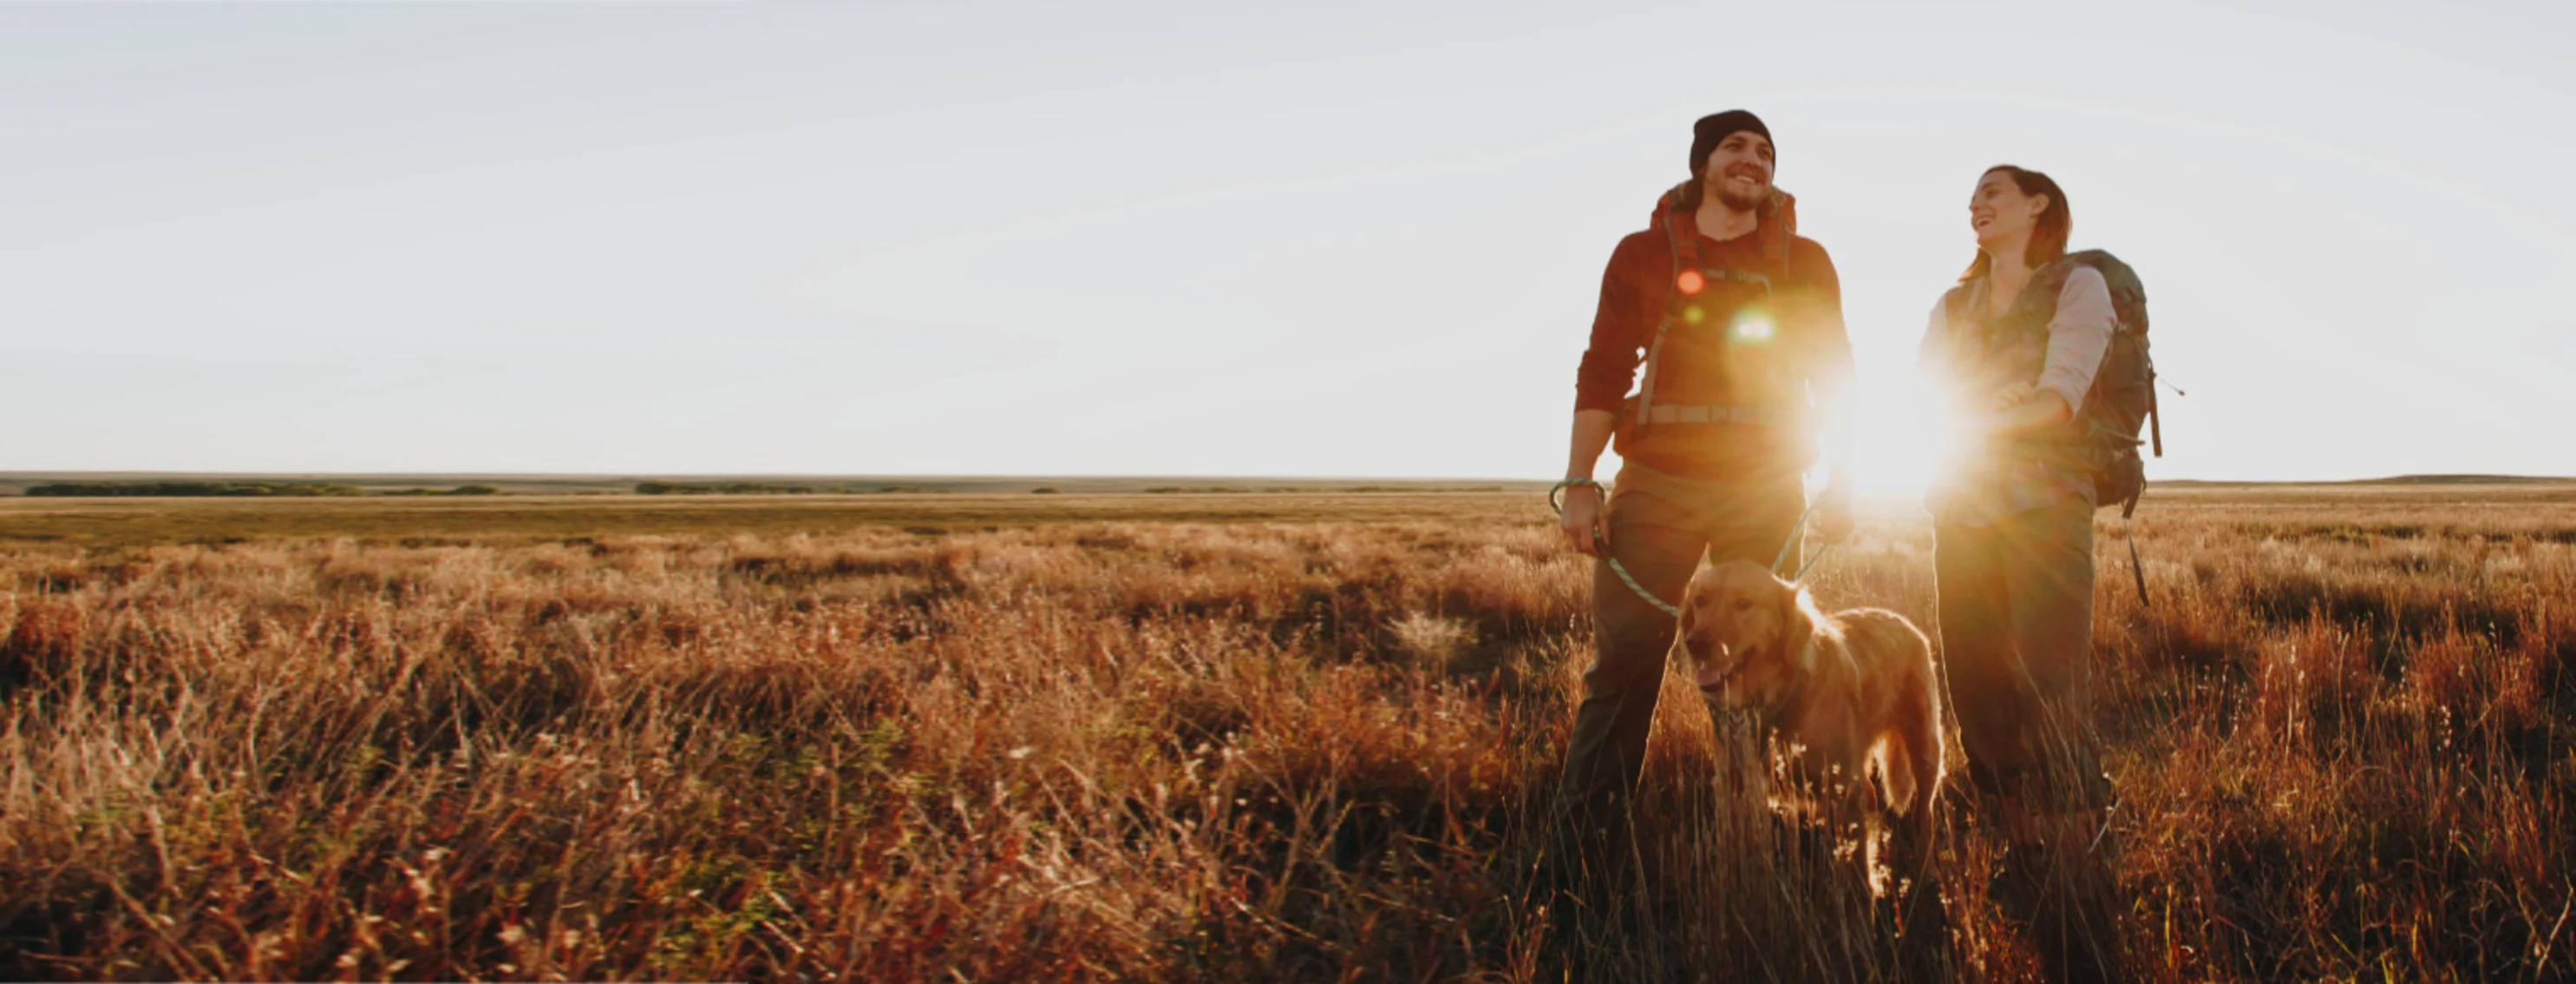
[{"xmin": 0, "ymin": 495, "xmax": 2570, "ymax": 981}]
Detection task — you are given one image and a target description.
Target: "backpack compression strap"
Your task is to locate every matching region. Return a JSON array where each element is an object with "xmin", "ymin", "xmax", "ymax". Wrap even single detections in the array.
[{"xmin": 1630, "ymin": 204, "xmax": 1690, "ymax": 429}]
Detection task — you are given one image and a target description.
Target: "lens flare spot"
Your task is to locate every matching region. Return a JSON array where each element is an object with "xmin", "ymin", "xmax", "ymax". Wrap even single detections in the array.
[
  {"xmin": 1676, "ymin": 270, "xmax": 1705, "ymax": 295},
  {"xmin": 1684, "ymin": 305, "xmax": 1705, "ymax": 325},
  {"xmin": 1730, "ymin": 314, "xmax": 1775, "ymax": 343}
]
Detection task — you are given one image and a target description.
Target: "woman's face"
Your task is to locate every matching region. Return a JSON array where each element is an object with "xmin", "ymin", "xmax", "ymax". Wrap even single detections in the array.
[{"xmin": 1969, "ymin": 171, "xmax": 2047, "ymax": 251}]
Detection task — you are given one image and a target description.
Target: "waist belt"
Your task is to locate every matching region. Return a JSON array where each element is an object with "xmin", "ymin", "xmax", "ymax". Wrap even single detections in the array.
[
  {"xmin": 1642, "ymin": 404, "xmax": 1788, "ymax": 425},
  {"xmin": 1692, "ymin": 267, "xmax": 1773, "ymax": 288}
]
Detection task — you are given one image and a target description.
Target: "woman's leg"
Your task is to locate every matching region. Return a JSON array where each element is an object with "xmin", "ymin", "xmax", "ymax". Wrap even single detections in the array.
[
  {"xmin": 1999, "ymin": 495, "xmax": 2109, "ymax": 810},
  {"xmin": 1992, "ymin": 495, "xmax": 2124, "ymax": 982},
  {"xmin": 1932, "ymin": 518, "xmax": 2043, "ymax": 796}
]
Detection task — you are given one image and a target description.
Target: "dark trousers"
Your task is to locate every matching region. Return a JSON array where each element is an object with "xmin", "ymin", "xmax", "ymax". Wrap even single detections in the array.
[
  {"xmin": 1932, "ymin": 495, "xmax": 2108, "ymax": 808},
  {"xmin": 1556, "ymin": 464, "xmax": 1802, "ymax": 841},
  {"xmin": 1935, "ymin": 495, "xmax": 2126, "ymax": 981}
]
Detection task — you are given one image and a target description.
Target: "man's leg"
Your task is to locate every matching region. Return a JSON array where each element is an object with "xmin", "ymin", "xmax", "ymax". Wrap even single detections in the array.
[
  {"xmin": 1694, "ymin": 476, "xmax": 1805, "ymax": 570},
  {"xmin": 1556, "ymin": 489, "xmax": 1705, "ymax": 850},
  {"xmin": 1639, "ymin": 472, "xmax": 1799, "ymax": 771}
]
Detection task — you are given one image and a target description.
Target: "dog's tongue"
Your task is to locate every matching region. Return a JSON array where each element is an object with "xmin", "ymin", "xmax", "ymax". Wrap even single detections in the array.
[{"xmin": 1694, "ymin": 660, "xmax": 1731, "ymax": 692}]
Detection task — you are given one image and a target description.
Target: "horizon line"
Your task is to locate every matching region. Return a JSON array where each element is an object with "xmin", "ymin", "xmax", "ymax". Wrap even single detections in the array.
[{"xmin": 5, "ymin": 470, "xmax": 2569, "ymax": 488}]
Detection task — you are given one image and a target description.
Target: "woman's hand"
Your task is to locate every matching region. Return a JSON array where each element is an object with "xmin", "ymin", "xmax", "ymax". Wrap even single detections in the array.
[
  {"xmin": 1989, "ymin": 381, "xmax": 2037, "ymax": 413},
  {"xmin": 1988, "ymin": 384, "xmax": 2074, "ymax": 434},
  {"xmin": 1559, "ymin": 483, "xmax": 1607, "ymax": 556}
]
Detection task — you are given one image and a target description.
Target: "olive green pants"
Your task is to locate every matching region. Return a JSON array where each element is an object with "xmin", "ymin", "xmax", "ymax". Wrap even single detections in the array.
[
  {"xmin": 1931, "ymin": 494, "xmax": 2111, "ymax": 810},
  {"xmin": 1935, "ymin": 495, "xmax": 2126, "ymax": 981},
  {"xmin": 1556, "ymin": 463, "xmax": 1803, "ymax": 833}
]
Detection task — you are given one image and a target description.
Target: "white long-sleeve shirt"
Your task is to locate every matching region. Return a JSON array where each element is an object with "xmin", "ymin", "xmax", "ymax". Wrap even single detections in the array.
[{"xmin": 1917, "ymin": 266, "xmax": 2115, "ymax": 413}]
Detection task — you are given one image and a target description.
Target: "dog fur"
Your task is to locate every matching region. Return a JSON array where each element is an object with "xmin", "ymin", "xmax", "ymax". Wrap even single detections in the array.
[{"xmin": 1673, "ymin": 560, "xmax": 1945, "ymax": 839}]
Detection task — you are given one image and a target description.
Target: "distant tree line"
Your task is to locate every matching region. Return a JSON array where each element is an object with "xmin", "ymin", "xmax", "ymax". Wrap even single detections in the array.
[{"xmin": 23, "ymin": 482, "xmax": 500, "ymax": 497}]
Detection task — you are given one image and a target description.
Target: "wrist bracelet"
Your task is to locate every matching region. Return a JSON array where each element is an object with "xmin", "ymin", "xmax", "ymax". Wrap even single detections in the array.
[{"xmin": 1547, "ymin": 477, "xmax": 1605, "ymax": 516}]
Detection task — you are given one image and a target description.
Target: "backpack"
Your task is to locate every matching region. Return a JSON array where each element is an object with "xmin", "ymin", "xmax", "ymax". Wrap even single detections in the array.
[
  {"xmin": 2061, "ymin": 251, "xmax": 2160, "ymax": 516},
  {"xmin": 1617, "ymin": 182, "xmax": 1799, "ymax": 449}
]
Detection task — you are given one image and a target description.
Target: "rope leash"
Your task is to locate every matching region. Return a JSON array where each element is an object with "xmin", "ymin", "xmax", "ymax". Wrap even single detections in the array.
[
  {"xmin": 1549, "ymin": 480, "xmax": 1835, "ymax": 620},
  {"xmin": 1788, "ymin": 541, "xmax": 1832, "ymax": 584},
  {"xmin": 1551, "ymin": 479, "xmax": 1684, "ymax": 618},
  {"xmin": 1605, "ymin": 552, "xmax": 1681, "ymax": 618},
  {"xmin": 1769, "ymin": 496, "xmax": 1830, "ymax": 583}
]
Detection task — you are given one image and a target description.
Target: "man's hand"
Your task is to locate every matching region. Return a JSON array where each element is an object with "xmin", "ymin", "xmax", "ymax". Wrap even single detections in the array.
[
  {"xmin": 1814, "ymin": 486, "xmax": 1856, "ymax": 545},
  {"xmin": 1559, "ymin": 482, "xmax": 1607, "ymax": 556}
]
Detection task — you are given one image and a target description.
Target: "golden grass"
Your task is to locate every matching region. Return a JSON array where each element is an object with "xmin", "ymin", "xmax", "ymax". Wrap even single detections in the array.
[
  {"xmin": 0, "ymin": 492, "xmax": 1546, "ymax": 548},
  {"xmin": 1, "ymin": 488, "xmax": 2571, "ymax": 980}
]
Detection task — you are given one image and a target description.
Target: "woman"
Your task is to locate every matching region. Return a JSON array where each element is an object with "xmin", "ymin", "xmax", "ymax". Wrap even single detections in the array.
[{"xmin": 1917, "ymin": 165, "xmax": 2124, "ymax": 981}]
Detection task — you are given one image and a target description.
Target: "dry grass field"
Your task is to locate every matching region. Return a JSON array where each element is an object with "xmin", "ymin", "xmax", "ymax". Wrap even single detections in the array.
[{"xmin": 1, "ymin": 484, "xmax": 2571, "ymax": 981}]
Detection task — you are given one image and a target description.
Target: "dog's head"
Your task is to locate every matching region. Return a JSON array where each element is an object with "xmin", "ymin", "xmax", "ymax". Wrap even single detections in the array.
[{"xmin": 1674, "ymin": 559, "xmax": 1821, "ymax": 712}]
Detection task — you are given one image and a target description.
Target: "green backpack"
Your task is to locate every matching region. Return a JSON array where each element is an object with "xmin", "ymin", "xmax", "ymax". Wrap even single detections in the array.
[{"xmin": 2058, "ymin": 251, "xmax": 2160, "ymax": 516}]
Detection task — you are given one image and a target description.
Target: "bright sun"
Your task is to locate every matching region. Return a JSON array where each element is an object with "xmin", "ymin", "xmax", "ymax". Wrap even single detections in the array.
[
  {"xmin": 1599, "ymin": 377, "xmax": 1971, "ymax": 506},
  {"xmin": 1835, "ymin": 378, "xmax": 1966, "ymax": 503}
]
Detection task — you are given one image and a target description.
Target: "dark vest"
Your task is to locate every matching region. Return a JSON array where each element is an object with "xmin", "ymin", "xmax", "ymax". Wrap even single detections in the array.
[{"xmin": 1940, "ymin": 260, "xmax": 2095, "ymax": 464}]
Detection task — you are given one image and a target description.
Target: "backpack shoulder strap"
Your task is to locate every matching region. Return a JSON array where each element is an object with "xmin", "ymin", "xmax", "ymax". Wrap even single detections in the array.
[
  {"xmin": 1632, "ymin": 204, "xmax": 1693, "ymax": 425},
  {"xmin": 2030, "ymin": 255, "xmax": 2082, "ymax": 301},
  {"xmin": 1766, "ymin": 190, "xmax": 1796, "ymax": 284},
  {"xmin": 1995, "ymin": 255, "xmax": 2094, "ymax": 331}
]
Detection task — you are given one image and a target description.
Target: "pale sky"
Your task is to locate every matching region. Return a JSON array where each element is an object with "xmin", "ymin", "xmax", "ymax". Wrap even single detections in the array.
[{"xmin": 5, "ymin": 1, "xmax": 2571, "ymax": 489}]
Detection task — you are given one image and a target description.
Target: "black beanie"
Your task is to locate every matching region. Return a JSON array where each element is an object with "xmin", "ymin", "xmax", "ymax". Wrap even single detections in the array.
[{"xmin": 1689, "ymin": 110, "xmax": 1773, "ymax": 177}]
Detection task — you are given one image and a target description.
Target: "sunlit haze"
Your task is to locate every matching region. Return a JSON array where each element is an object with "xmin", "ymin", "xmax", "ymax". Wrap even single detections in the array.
[
  {"xmin": 1845, "ymin": 382, "xmax": 1956, "ymax": 500},
  {"xmin": 4, "ymin": 2, "xmax": 2571, "ymax": 489}
]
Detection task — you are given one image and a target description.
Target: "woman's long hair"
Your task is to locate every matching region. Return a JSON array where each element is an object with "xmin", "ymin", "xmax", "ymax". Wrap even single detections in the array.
[{"xmin": 1961, "ymin": 165, "xmax": 2070, "ymax": 282}]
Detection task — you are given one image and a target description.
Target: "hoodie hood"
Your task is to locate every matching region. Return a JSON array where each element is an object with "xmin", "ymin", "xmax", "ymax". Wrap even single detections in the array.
[{"xmin": 1648, "ymin": 180, "xmax": 1797, "ymax": 238}]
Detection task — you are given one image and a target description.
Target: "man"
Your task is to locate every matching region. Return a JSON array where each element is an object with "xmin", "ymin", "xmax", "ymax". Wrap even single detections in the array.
[{"xmin": 1553, "ymin": 110, "xmax": 1856, "ymax": 851}]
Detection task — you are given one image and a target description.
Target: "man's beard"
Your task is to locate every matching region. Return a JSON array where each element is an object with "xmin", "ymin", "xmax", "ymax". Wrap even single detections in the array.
[{"xmin": 1710, "ymin": 177, "xmax": 1770, "ymax": 212}]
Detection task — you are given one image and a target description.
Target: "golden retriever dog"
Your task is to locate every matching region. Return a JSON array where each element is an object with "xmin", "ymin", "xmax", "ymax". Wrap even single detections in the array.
[{"xmin": 1674, "ymin": 559, "xmax": 1945, "ymax": 843}]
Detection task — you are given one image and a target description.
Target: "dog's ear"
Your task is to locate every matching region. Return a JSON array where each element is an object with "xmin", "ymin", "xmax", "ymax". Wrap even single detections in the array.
[{"xmin": 1776, "ymin": 575, "xmax": 1819, "ymax": 672}]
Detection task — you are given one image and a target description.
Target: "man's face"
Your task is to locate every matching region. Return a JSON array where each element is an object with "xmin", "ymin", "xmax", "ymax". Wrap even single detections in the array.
[{"xmin": 1700, "ymin": 131, "xmax": 1775, "ymax": 211}]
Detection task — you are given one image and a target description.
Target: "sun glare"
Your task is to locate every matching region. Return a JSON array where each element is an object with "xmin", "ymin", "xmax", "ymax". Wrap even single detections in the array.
[{"xmin": 1835, "ymin": 378, "xmax": 1969, "ymax": 503}]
